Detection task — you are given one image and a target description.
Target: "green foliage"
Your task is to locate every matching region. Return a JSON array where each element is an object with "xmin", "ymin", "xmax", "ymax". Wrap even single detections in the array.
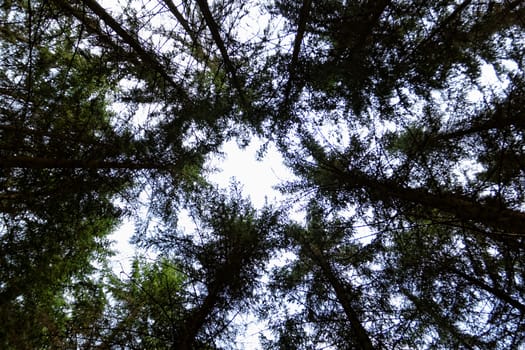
[
  {"xmin": 102, "ymin": 256, "xmax": 186, "ymax": 349},
  {"xmin": 1, "ymin": 0, "xmax": 525, "ymax": 348}
]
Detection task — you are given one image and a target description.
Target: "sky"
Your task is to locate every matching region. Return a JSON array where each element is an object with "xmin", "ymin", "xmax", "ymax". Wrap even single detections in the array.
[{"xmin": 109, "ymin": 137, "xmax": 292, "ymax": 272}]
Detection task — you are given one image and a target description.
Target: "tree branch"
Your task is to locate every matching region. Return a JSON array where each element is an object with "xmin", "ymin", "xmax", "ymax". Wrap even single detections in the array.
[
  {"xmin": 194, "ymin": 0, "xmax": 247, "ymax": 108},
  {"xmin": 325, "ymin": 164, "xmax": 525, "ymax": 236},
  {"xmin": 0, "ymin": 156, "xmax": 175, "ymax": 170},
  {"xmin": 52, "ymin": 0, "xmax": 188, "ymax": 99},
  {"xmin": 303, "ymin": 241, "xmax": 375, "ymax": 350},
  {"xmin": 281, "ymin": 0, "xmax": 311, "ymax": 111}
]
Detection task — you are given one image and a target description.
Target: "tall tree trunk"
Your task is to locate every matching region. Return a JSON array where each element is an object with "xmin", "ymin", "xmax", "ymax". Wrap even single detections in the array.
[
  {"xmin": 325, "ymin": 165, "xmax": 525, "ymax": 236},
  {"xmin": 194, "ymin": 0, "xmax": 247, "ymax": 108},
  {"xmin": 172, "ymin": 245, "xmax": 249, "ymax": 349},
  {"xmin": 305, "ymin": 242, "xmax": 375, "ymax": 350},
  {"xmin": 449, "ymin": 267, "xmax": 525, "ymax": 314},
  {"xmin": 173, "ymin": 285, "xmax": 221, "ymax": 350},
  {"xmin": 281, "ymin": 0, "xmax": 311, "ymax": 111},
  {"xmin": 1, "ymin": 156, "xmax": 171, "ymax": 170},
  {"xmin": 51, "ymin": 0, "xmax": 187, "ymax": 98}
]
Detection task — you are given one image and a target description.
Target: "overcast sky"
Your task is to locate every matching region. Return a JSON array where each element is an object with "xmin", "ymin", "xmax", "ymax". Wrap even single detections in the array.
[{"xmin": 110, "ymin": 137, "xmax": 292, "ymax": 273}]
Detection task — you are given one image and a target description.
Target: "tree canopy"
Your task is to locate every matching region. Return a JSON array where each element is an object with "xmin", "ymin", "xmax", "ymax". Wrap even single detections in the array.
[{"xmin": 1, "ymin": 0, "xmax": 524, "ymax": 349}]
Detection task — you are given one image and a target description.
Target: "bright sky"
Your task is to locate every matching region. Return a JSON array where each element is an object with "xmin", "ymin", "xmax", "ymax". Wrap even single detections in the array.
[
  {"xmin": 208, "ymin": 138, "xmax": 291, "ymax": 208},
  {"xmin": 109, "ymin": 137, "xmax": 292, "ymax": 270}
]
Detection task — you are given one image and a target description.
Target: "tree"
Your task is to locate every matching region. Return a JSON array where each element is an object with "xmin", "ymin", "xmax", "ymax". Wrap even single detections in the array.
[
  {"xmin": 67, "ymin": 184, "xmax": 282, "ymax": 349},
  {"xmin": 0, "ymin": 2, "xmax": 126, "ymax": 346},
  {"xmin": 133, "ymin": 184, "xmax": 282, "ymax": 349},
  {"xmin": 263, "ymin": 200, "xmax": 376, "ymax": 349},
  {"xmin": 0, "ymin": 1, "xmax": 202, "ymax": 346},
  {"xmin": 97, "ymin": 257, "xmax": 187, "ymax": 349},
  {"xmin": 377, "ymin": 223, "xmax": 525, "ymax": 348}
]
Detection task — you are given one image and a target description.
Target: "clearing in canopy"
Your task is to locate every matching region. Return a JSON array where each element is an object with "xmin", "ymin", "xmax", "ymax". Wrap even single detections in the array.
[{"xmin": 1, "ymin": 0, "xmax": 524, "ymax": 349}]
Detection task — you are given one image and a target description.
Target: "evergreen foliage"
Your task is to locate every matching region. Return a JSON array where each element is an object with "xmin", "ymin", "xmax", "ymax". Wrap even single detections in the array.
[{"xmin": 1, "ymin": 0, "xmax": 524, "ymax": 348}]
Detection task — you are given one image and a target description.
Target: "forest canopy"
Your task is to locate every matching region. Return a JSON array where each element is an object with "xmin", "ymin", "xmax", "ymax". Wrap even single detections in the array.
[{"xmin": 1, "ymin": 0, "xmax": 524, "ymax": 349}]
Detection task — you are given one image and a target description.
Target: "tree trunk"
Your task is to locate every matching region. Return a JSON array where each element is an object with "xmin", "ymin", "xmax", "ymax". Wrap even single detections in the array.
[
  {"xmin": 449, "ymin": 267, "xmax": 525, "ymax": 314},
  {"xmin": 327, "ymin": 165, "xmax": 525, "ymax": 236},
  {"xmin": 305, "ymin": 242, "xmax": 375, "ymax": 350},
  {"xmin": 172, "ymin": 246, "xmax": 248, "ymax": 349},
  {"xmin": 1, "ymin": 156, "xmax": 170, "ymax": 170},
  {"xmin": 194, "ymin": 0, "xmax": 247, "ymax": 108},
  {"xmin": 173, "ymin": 285, "xmax": 221, "ymax": 350},
  {"xmin": 51, "ymin": 0, "xmax": 187, "ymax": 98}
]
